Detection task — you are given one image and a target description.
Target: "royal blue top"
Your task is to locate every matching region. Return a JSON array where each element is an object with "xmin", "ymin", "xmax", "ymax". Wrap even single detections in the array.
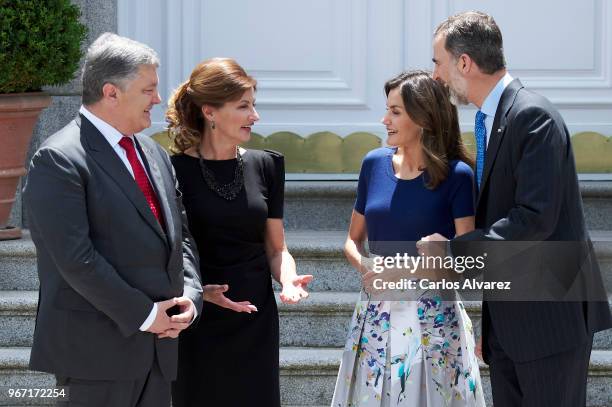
[{"xmin": 355, "ymin": 147, "xmax": 475, "ymax": 255}]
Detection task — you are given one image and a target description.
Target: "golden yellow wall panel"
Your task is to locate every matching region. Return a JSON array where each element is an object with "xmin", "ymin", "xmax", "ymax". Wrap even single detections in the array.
[
  {"xmin": 342, "ymin": 132, "xmax": 383, "ymax": 173},
  {"xmin": 572, "ymin": 132, "xmax": 612, "ymax": 173},
  {"xmin": 151, "ymin": 130, "xmax": 611, "ymax": 174}
]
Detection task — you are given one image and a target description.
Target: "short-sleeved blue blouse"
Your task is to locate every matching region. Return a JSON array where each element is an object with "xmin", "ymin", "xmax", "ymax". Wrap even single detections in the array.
[{"xmin": 355, "ymin": 147, "xmax": 475, "ymax": 255}]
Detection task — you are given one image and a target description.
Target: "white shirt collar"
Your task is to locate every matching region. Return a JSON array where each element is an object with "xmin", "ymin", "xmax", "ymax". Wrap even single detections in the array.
[
  {"xmin": 79, "ymin": 105, "xmax": 133, "ymax": 147},
  {"xmin": 480, "ymin": 72, "xmax": 514, "ymax": 117}
]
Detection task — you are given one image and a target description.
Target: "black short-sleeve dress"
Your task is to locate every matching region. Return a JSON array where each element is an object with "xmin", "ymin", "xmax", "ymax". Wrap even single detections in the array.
[{"xmin": 170, "ymin": 149, "xmax": 284, "ymax": 407}]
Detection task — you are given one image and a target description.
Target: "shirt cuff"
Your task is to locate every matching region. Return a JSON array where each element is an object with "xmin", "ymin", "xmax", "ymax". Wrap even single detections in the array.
[
  {"xmin": 190, "ymin": 299, "xmax": 198, "ymax": 324},
  {"xmin": 139, "ymin": 303, "xmax": 157, "ymax": 331}
]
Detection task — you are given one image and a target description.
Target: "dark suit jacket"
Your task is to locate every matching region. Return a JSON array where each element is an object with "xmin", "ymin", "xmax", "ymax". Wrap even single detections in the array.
[
  {"xmin": 452, "ymin": 79, "xmax": 611, "ymax": 363},
  {"xmin": 23, "ymin": 114, "xmax": 203, "ymax": 380}
]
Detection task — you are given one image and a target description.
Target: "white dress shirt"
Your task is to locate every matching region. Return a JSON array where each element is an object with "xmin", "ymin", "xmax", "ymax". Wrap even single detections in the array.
[
  {"xmin": 79, "ymin": 106, "xmax": 148, "ymax": 179},
  {"xmin": 478, "ymin": 72, "xmax": 514, "ymax": 148}
]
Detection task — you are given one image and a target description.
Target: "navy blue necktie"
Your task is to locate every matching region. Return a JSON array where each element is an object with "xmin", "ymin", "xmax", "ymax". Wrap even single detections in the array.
[{"xmin": 475, "ymin": 110, "xmax": 487, "ymax": 189}]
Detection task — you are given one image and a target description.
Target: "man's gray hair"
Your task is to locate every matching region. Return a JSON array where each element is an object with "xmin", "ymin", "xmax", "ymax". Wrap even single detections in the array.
[
  {"xmin": 434, "ymin": 11, "xmax": 505, "ymax": 75},
  {"xmin": 81, "ymin": 33, "xmax": 160, "ymax": 105}
]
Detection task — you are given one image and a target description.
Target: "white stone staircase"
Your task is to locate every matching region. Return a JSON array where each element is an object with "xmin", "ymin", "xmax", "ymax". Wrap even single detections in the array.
[{"xmin": 1, "ymin": 181, "xmax": 612, "ymax": 406}]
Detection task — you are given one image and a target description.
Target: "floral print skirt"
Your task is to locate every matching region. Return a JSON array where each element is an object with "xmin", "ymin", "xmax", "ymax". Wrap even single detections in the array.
[{"xmin": 331, "ymin": 292, "xmax": 486, "ymax": 407}]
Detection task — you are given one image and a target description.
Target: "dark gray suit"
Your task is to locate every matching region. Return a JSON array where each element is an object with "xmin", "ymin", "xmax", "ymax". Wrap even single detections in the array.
[
  {"xmin": 452, "ymin": 79, "xmax": 611, "ymax": 406},
  {"xmin": 23, "ymin": 114, "xmax": 203, "ymax": 401}
]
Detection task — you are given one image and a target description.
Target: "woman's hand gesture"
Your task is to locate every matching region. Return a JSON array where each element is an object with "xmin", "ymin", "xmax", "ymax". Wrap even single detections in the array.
[
  {"xmin": 279, "ymin": 274, "xmax": 313, "ymax": 304},
  {"xmin": 203, "ymin": 284, "xmax": 258, "ymax": 313}
]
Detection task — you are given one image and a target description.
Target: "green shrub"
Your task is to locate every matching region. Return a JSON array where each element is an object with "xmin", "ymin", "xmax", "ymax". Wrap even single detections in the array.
[{"xmin": 0, "ymin": 0, "xmax": 87, "ymax": 93}]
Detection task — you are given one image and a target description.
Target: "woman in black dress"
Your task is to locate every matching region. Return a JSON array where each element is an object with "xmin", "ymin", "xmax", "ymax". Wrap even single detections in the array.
[{"xmin": 166, "ymin": 58, "xmax": 312, "ymax": 407}]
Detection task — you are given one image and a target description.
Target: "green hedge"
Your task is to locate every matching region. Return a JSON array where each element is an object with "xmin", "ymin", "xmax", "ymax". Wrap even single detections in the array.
[{"xmin": 0, "ymin": 0, "xmax": 87, "ymax": 93}]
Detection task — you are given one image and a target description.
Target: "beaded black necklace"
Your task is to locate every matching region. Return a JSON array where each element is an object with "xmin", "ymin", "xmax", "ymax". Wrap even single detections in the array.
[{"xmin": 196, "ymin": 148, "xmax": 244, "ymax": 200}]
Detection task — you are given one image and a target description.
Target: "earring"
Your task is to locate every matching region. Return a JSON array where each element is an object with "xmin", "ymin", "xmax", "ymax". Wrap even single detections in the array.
[{"xmin": 211, "ymin": 120, "xmax": 216, "ymax": 130}]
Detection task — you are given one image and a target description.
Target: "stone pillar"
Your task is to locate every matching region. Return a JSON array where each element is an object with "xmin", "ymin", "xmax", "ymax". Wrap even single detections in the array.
[{"xmin": 15, "ymin": 0, "xmax": 118, "ymax": 229}]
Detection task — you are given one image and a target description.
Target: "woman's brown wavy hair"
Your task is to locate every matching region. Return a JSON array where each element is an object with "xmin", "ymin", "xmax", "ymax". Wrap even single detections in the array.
[
  {"xmin": 384, "ymin": 70, "xmax": 474, "ymax": 189},
  {"xmin": 166, "ymin": 57, "xmax": 257, "ymax": 154}
]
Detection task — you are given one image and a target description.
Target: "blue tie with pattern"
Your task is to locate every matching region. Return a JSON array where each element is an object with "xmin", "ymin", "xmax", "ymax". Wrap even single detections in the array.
[{"xmin": 475, "ymin": 110, "xmax": 487, "ymax": 189}]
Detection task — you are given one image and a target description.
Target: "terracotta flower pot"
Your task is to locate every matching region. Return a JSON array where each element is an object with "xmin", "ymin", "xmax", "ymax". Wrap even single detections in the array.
[{"xmin": 0, "ymin": 92, "xmax": 51, "ymax": 240}]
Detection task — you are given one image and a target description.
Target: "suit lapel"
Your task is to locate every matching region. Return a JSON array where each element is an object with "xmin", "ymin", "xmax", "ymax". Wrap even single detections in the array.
[
  {"xmin": 476, "ymin": 79, "xmax": 524, "ymax": 208},
  {"xmin": 79, "ymin": 115, "xmax": 168, "ymax": 245},
  {"xmin": 134, "ymin": 135, "xmax": 176, "ymax": 248}
]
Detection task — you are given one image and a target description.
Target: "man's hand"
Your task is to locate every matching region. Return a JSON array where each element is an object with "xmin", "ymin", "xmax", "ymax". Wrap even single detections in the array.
[
  {"xmin": 146, "ymin": 298, "xmax": 190, "ymax": 338},
  {"xmin": 280, "ymin": 274, "xmax": 313, "ymax": 304},
  {"xmin": 417, "ymin": 233, "xmax": 448, "ymax": 257},
  {"xmin": 203, "ymin": 284, "xmax": 258, "ymax": 313},
  {"xmin": 157, "ymin": 296, "xmax": 196, "ymax": 339}
]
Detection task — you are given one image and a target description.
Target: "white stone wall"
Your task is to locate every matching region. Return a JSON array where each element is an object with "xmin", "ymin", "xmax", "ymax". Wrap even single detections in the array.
[{"xmin": 118, "ymin": 0, "xmax": 612, "ymax": 138}]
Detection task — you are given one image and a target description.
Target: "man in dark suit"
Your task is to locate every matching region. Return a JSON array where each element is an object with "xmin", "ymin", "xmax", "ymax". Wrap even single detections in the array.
[
  {"xmin": 23, "ymin": 33, "xmax": 203, "ymax": 406},
  {"xmin": 422, "ymin": 11, "xmax": 612, "ymax": 407}
]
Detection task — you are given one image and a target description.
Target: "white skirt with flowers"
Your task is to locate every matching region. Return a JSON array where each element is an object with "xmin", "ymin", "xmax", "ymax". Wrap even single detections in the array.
[{"xmin": 331, "ymin": 291, "xmax": 486, "ymax": 407}]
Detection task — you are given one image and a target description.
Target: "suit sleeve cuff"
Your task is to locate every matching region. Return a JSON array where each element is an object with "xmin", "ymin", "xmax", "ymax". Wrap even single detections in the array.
[{"xmin": 139, "ymin": 303, "xmax": 157, "ymax": 331}]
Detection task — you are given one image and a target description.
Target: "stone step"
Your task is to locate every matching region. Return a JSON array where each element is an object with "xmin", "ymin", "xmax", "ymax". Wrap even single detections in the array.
[
  {"xmin": 285, "ymin": 231, "xmax": 358, "ymax": 292},
  {"xmin": 284, "ymin": 180, "xmax": 612, "ymax": 231},
  {"xmin": 0, "ymin": 236, "xmax": 37, "ymax": 291},
  {"xmin": 2, "ymin": 291, "xmax": 611, "ymax": 351},
  {"xmin": 281, "ymin": 347, "xmax": 611, "ymax": 407},
  {"xmin": 4, "ymin": 230, "xmax": 611, "ymax": 293},
  {"xmin": 592, "ymin": 231, "xmax": 612, "ymax": 295},
  {"xmin": 275, "ymin": 292, "xmax": 612, "ymax": 350},
  {"xmin": 0, "ymin": 291, "xmax": 35, "ymax": 348},
  {"xmin": 0, "ymin": 231, "xmax": 358, "ymax": 292},
  {"xmin": 1, "ymin": 347, "xmax": 611, "ymax": 406}
]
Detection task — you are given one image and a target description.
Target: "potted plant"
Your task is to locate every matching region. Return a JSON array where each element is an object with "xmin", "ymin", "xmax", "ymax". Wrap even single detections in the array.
[{"xmin": 0, "ymin": 0, "xmax": 87, "ymax": 240}]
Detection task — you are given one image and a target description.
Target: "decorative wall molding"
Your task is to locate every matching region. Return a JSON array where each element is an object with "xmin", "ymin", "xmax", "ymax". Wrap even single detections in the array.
[
  {"xmin": 420, "ymin": 0, "xmax": 612, "ymax": 106},
  {"xmin": 118, "ymin": 0, "xmax": 612, "ymax": 152},
  {"xmin": 119, "ymin": 0, "xmax": 369, "ymax": 111}
]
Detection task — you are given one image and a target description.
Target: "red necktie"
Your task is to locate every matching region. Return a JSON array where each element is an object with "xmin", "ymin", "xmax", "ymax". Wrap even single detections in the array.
[{"xmin": 118, "ymin": 137, "xmax": 165, "ymax": 229}]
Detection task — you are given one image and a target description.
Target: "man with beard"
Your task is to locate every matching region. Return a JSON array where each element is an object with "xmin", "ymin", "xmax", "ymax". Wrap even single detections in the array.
[{"xmin": 421, "ymin": 11, "xmax": 612, "ymax": 407}]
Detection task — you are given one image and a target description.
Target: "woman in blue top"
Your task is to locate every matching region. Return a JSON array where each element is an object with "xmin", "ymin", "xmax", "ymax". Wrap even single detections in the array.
[{"xmin": 332, "ymin": 71, "xmax": 486, "ymax": 406}]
